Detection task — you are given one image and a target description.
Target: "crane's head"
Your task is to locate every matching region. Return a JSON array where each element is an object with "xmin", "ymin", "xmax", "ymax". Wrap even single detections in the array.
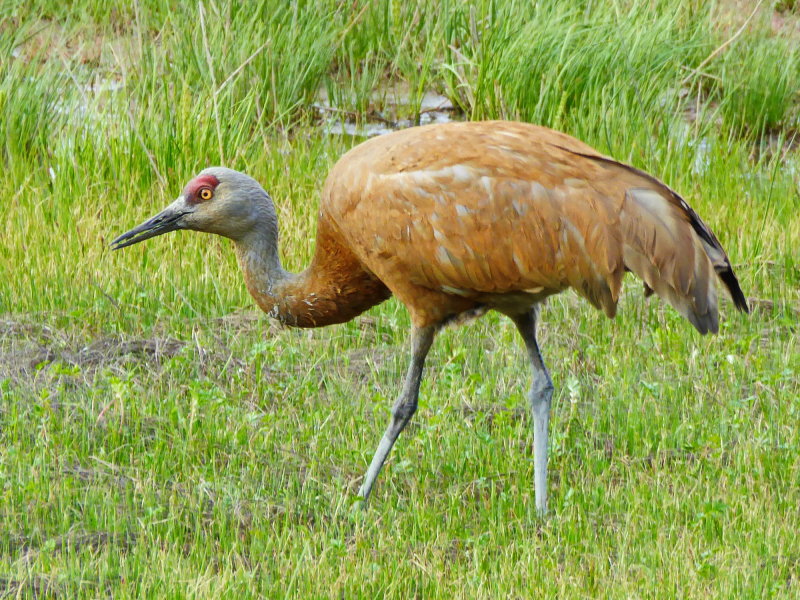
[{"xmin": 111, "ymin": 167, "xmax": 277, "ymax": 249}]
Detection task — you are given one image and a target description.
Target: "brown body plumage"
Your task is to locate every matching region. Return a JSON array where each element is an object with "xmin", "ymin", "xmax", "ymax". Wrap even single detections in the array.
[
  {"xmin": 315, "ymin": 121, "xmax": 746, "ymax": 330},
  {"xmin": 112, "ymin": 120, "xmax": 748, "ymax": 514}
]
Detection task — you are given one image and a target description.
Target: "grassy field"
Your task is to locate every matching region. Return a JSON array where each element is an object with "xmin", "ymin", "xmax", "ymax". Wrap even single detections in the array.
[{"xmin": 1, "ymin": 0, "xmax": 799, "ymax": 597}]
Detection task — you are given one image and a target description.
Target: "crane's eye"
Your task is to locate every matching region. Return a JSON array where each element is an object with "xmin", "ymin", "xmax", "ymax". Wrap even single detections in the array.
[{"xmin": 199, "ymin": 187, "xmax": 213, "ymax": 201}]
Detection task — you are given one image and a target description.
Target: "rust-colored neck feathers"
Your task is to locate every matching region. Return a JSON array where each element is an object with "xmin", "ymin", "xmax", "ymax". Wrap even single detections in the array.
[{"xmin": 234, "ymin": 213, "xmax": 390, "ymax": 328}]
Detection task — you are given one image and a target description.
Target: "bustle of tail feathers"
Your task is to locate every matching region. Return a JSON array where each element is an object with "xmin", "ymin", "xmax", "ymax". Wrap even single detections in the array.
[
  {"xmin": 558, "ymin": 147, "xmax": 749, "ymax": 333},
  {"xmin": 672, "ymin": 199, "xmax": 749, "ymax": 315}
]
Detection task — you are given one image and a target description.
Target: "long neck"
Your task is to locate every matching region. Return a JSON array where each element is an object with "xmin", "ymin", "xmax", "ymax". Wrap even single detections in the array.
[
  {"xmin": 233, "ymin": 215, "xmax": 390, "ymax": 328},
  {"xmin": 233, "ymin": 224, "xmax": 289, "ymax": 318}
]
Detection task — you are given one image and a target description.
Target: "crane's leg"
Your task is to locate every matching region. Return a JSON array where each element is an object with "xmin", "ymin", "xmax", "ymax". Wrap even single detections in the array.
[
  {"xmin": 357, "ymin": 325, "xmax": 436, "ymax": 502},
  {"xmin": 511, "ymin": 309, "xmax": 554, "ymax": 516}
]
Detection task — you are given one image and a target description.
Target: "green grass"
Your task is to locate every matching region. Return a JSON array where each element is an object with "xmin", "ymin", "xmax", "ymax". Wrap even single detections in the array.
[{"xmin": 1, "ymin": 0, "xmax": 799, "ymax": 597}]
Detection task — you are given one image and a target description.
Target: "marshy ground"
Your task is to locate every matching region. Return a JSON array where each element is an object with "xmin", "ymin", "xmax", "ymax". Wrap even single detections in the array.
[{"xmin": 1, "ymin": 1, "xmax": 799, "ymax": 597}]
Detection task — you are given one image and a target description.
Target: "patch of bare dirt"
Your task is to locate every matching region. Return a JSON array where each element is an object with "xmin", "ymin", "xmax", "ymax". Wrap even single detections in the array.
[
  {"xmin": 0, "ymin": 320, "xmax": 185, "ymax": 384},
  {"xmin": 458, "ymin": 402, "xmax": 527, "ymax": 428},
  {"xmin": 747, "ymin": 296, "xmax": 800, "ymax": 315},
  {"xmin": 714, "ymin": 0, "xmax": 800, "ymax": 39},
  {"xmin": 62, "ymin": 460, "xmax": 136, "ymax": 491},
  {"xmin": 0, "ymin": 575, "xmax": 61, "ymax": 599},
  {"xmin": 9, "ymin": 530, "xmax": 135, "ymax": 565},
  {"xmin": 338, "ymin": 345, "xmax": 397, "ymax": 382},
  {"xmin": 5, "ymin": 17, "xmax": 140, "ymax": 74},
  {"xmin": 1, "ymin": 529, "xmax": 134, "ymax": 597}
]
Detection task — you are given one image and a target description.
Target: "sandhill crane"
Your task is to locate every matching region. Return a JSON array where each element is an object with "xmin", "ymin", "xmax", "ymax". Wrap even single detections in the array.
[{"xmin": 111, "ymin": 120, "xmax": 748, "ymax": 514}]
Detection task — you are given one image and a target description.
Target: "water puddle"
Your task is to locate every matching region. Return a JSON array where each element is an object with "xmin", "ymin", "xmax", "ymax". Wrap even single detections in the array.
[
  {"xmin": 315, "ymin": 84, "xmax": 461, "ymax": 137},
  {"xmin": 51, "ymin": 78, "xmax": 124, "ymax": 122}
]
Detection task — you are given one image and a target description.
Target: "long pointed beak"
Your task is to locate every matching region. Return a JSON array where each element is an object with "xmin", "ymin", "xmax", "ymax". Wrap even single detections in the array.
[{"xmin": 110, "ymin": 198, "xmax": 191, "ymax": 250}]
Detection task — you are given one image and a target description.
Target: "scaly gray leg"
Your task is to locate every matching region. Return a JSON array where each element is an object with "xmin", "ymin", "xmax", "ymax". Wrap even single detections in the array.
[
  {"xmin": 357, "ymin": 325, "xmax": 436, "ymax": 502},
  {"xmin": 511, "ymin": 309, "xmax": 554, "ymax": 515}
]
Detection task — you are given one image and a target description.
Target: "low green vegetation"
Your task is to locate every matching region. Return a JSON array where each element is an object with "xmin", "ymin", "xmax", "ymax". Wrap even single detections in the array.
[{"xmin": 1, "ymin": 0, "xmax": 798, "ymax": 597}]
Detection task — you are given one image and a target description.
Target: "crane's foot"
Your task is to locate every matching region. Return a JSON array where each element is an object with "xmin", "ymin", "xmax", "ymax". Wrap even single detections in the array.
[
  {"xmin": 347, "ymin": 496, "xmax": 369, "ymax": 521},
  {"xmin": 351, "ymin": 489, "xmax": 370, "ymax": 510}
]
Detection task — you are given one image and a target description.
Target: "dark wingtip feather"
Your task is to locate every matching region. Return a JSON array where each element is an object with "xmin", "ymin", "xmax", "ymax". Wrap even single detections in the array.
[{"xmin": 719, "ymin": 269, "xmax": 749, "ymax": 313}]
